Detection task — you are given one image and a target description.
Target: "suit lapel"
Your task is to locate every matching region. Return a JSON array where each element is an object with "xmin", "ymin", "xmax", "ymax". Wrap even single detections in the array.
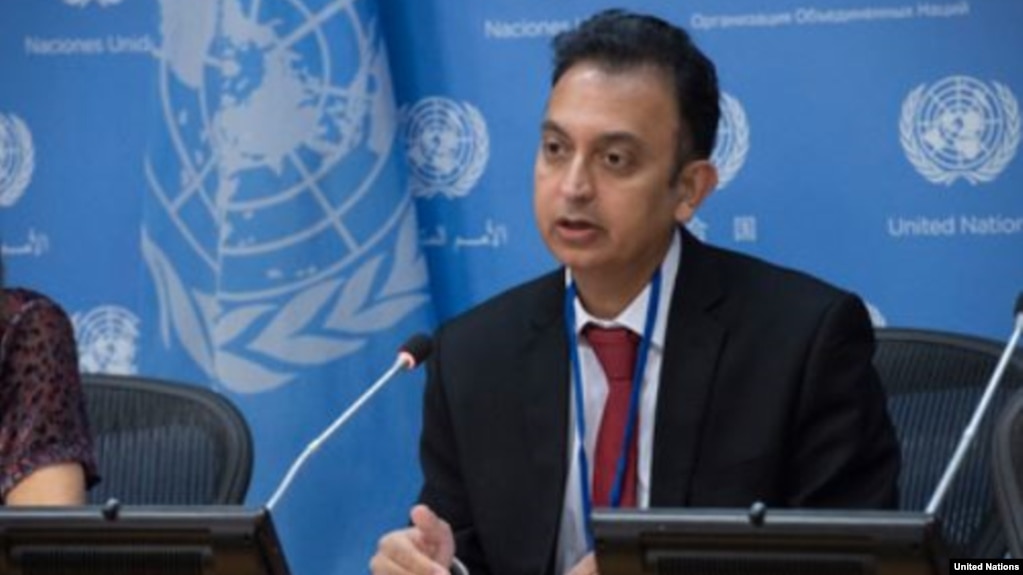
[
  {"xmin": 650, "ymin": 229, "xmax": 727, "ymax": 507},
  {"xmin": 520, "ymin": 275, "xmax": 570, "ymax": 473}
]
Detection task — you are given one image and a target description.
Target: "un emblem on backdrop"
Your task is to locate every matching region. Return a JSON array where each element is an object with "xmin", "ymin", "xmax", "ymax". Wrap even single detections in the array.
[
  {"xmin": 901, "ymin": 75, "xmax": 1020, "ymax": 185},
  {"xmin": 0, "ymin": 113, "xmax": 35, "ymax": 208},
  {"xmin": 73, "ymin": 305, "xmax": 140, "ymax": 375},
  {"xmin": 401, "ymin": 97, "xmax": 489, "ymax": 199},
  {"xmin": 711, "ymin": 93, "xmax": 750, "ymax": 190},
  {"xmin": 143, "ymin": 0, "xmax": 430, "ymax": 392}
]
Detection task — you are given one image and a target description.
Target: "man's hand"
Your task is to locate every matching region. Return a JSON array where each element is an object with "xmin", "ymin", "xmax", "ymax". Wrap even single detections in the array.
[
  {"xmin": 567, "ymin": 552, "xmax": 599, "ymax": 575},
  {"xmin": 370, "ymin": 505, "xmax": 455, "ymax": 575}
]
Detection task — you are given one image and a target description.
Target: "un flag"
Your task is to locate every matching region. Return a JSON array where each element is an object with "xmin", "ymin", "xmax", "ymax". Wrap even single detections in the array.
[{"xmin": 141, "ymin": 0, "xmax": 434, "ymax": 572}]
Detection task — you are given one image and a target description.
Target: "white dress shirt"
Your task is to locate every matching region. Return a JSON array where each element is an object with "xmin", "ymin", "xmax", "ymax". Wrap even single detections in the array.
[{"xmin": 556, "ymin": 229, "xmax": 681, "ymax": 573}]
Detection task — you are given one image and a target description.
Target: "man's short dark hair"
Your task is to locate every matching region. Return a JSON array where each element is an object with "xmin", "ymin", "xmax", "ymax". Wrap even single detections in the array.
[{"xmin": 551, "ymin": 9, "xmax": 720, "ymax": 167}]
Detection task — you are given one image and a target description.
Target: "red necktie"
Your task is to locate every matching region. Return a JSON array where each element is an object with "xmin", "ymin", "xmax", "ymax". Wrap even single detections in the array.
[{"xmin": 584, "ymin": 325, "xmax": 640, "ymax": 507}]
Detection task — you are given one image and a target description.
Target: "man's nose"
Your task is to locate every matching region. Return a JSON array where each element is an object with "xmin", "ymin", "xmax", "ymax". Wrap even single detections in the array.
[{"xmin": 559, "ymin": 156, "xmax": 593, "ymax": 201}]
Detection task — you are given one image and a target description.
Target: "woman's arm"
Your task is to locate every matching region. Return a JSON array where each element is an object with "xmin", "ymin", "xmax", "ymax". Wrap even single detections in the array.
[
  {"xmin": 5, "ymin": 462, "xmax": 86, "ymax": 505},
  {"xmin": 0, "ymin": 291, "xmax": 97, "ymax": 504}
]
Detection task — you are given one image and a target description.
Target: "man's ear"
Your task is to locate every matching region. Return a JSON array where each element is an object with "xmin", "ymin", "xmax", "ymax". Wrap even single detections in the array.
[{"xmin": 674, "ymin": 160, "xmax": 718, "ymax": 223}]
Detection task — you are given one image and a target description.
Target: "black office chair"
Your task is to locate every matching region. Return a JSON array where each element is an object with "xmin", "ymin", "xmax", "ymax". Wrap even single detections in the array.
[
  {"xmin": 81, "ymin": 372, "xmax": 254, "ymax": 505},
  {"xmin": 874, "ymin": 327, "xmax": 1022, "ymax": 558},
  {"xmin": 993, "ymin": 382, "xmax": 1023, "ymax": 557}
]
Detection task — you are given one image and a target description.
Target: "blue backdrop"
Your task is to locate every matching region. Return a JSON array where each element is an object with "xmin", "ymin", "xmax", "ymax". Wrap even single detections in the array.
[{"xmin": 1, "ymin": 0, "xmax": 1020, "ymax": 573}]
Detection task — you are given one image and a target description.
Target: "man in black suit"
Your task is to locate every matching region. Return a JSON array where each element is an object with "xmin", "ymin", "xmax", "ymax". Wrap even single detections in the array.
[{"xmin": 372, "ymin": 9, "xmax": 899, "ymax": 575}]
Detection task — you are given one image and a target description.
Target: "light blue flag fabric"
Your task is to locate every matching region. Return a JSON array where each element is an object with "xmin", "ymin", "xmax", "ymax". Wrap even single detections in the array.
[{"xmin": 141, "ymin": 0, "xmax": 434, "ymax": 572}]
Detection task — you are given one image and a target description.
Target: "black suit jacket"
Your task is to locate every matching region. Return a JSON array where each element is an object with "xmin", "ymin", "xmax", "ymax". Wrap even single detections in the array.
[{"xmin": 418, "ymin": 229, "xmax": 900, "ymax": 575}]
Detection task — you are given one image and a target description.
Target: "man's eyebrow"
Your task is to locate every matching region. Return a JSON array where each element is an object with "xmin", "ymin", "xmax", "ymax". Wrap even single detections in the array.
[
  {"xmin": 596, "ymin": 132, "xmax": 643, "ymax": 148},
  {"xmin": 540, "ymin": 120, "xmax": 567, "ymax": 136},
  {"xmin": 540, "ymin": 120, "xmax": 643, "ymax": 148}
]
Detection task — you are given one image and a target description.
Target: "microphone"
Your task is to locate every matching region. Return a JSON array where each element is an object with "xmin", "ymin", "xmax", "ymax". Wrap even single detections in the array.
[
  {"xmin": 267, "ymin": 333, "xmax": 433, "ymax": 510},
  {"xmin": 925, "ymin": 293, "xmax": 1023, "ymax": 514}
]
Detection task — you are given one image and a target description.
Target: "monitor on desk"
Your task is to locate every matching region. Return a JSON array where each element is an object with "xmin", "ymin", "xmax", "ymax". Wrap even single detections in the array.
[
  {"xmin": 0, "ymin": 504, "xmax": 290, "ymax": 575},
  {"xmin": 593, "ymin": 507, "xmax": 949, "ymax": 575}
]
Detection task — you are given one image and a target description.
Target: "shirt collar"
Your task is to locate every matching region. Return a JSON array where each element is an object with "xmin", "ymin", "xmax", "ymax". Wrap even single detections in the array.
[{"xmin": 567, "ymin": 227, "xmax": 681, "ymax": 349}]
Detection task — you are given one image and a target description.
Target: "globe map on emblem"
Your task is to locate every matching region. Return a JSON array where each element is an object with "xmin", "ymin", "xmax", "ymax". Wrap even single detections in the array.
[
  {"xmin": 145, "ymin": 0, "xmax": 428, "ymax": 391},
  {"xmin": 901, "ymin": 75, "xmax": 1020, "ymax": 185},
  {"xmin": 151, "ymin": 0, "xmax": 403, "ymax": 301},
  {"xmin": 916, "ymin": 77, "xmax": 1011, "ymax": 170},
  {"xmin": 402, "ymin": 97, "xmax": 489, "ymax": 199}
]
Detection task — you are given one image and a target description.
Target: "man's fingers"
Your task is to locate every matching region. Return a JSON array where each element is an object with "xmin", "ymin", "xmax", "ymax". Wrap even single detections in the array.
[
  {"xmin": 368, "ymin": 505, "xmax": 454, "ymax": 575},
  {"xmin": 370, "ymin": 549, "xmax": 443, "ymax": 575},
  {"xmin": 409, "ymin": 504, "xmax": 455, "ymax": 567},
  {"xmin": 410, "ymin": 504, "xmax": 442, "ymax": 534},
  {"xmin": 372, "ymin": 527, "xmax": 448, "ymax": 575}
]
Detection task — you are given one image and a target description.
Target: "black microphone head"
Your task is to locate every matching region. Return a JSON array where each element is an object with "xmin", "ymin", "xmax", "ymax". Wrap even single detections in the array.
[
  {"xmin": 1016, "ymin": 292, "xmax": 1023, "ymax": 317},
  {"xmin": 399, "ymin": 333, "xmax": 433, "ymax": 368}
]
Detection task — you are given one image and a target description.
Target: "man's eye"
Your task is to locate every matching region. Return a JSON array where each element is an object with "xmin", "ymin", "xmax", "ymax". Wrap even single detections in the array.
[{"xmin": 604, "ymin": 151, "xmax": 631, "ymax": 170}]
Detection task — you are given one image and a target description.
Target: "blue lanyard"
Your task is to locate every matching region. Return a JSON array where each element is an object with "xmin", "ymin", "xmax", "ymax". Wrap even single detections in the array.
[{"xmin": 564, "ymin": 267, "xmax": 662, "ymax": 549}]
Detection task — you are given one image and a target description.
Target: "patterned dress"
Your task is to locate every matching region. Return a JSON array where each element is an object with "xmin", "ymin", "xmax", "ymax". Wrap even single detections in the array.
[{"xmin": 0, "ymin": 288, "xmax": 98, "ymax": 500}]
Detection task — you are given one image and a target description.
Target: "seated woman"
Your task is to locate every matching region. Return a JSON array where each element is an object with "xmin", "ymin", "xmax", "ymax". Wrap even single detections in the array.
[{"xmin": 0, "ymin": 260, "xmax": 98, "ymax": 504}]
